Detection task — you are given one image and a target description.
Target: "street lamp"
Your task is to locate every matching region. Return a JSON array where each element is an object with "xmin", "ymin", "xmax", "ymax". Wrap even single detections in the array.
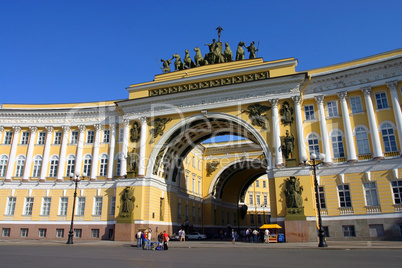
[
  {"xmin": 66, "ymin": 171, "xmax": 86, "ymax": 244},
  {"xmin": 302, "ymin": 153, "xmax": 328, "ymax": 248}
]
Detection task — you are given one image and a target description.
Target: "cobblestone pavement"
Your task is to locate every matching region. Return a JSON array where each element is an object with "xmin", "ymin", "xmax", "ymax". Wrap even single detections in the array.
[{"xmin": 1, "ymin": 239, "xmax": 402, "ymax": 249}]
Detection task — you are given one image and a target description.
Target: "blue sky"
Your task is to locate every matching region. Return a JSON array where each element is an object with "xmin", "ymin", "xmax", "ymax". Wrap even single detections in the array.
[{"xmin": 1, "ymin": 0, "xmax": 401, "ymax": 105}]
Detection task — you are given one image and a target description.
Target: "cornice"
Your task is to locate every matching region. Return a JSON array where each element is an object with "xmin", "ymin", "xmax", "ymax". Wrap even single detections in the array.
[{"xmin": 304, "ymin": 58, "xmax": 402, "ymax": 95}]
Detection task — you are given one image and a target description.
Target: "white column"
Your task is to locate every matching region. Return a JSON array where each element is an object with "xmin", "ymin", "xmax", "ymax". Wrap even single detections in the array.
[
  {"xmin": 107, "ymin": 123, "xmax": 117, "ymax": 180},
  {"xmin": 74, "ymin": 125, "xmax": 86, "ymax": 175},
  {"xmin": 57, "ymin": 126, "xmax": 70, "ymax": 181},
  {"xmin": 120, "ymin": 119, "xmax": 130, "ymax": 176},
  {"xmin": 338, "ymin": 91, "xmax": 358, "ymax": 162},
  {"xmin": 5, "ymin": 126, "xmax": 21, "ymax": 181},
  {"xmin": 387, "ymin": 81, "xmax": 402, "ymax": 156},
  {"xmin": 362, "ymin": 87, "xmax": 384, "ymax": 160},
  {"xmin": 138, "ymin": 117, "xmax": 147, "ymax": 177},
  {"xmin": 315, "ymin": 95, "xmax": 333, "ymax": 164},
  {"xmin": 39, "ymin": 126, "xmax": 54, "ymax": 182},
  {"xmin": 90, "ymin": 124, "xmax": 102, "ymax": 181},
  {"xmin": 22, "ymin": 126, "xmax": 38, "ymax": 181},
  {"xmin": 269, "ymin": 99, "xmax": 283, "ymax": 167},
  {"xmin": 292, "ymin": 96, "xmax": 307, "ymax": 165}
]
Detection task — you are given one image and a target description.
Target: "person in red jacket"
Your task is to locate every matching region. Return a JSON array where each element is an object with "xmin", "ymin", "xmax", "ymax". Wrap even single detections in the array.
[{"xmin": 163, "ymin": 230, "xmax": 169, "ymax": 250}]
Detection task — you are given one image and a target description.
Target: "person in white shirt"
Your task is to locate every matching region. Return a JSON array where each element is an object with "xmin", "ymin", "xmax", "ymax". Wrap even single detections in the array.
[{"xmin": 264, "ymin": 229, "xmax": 270, "ymax": 243}]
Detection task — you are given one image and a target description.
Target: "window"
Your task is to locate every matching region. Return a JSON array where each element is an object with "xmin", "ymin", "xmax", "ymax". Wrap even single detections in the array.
[
  {"xmin": 66, "ymin": 155, "xmax": 76, "ymax": 177},
  {"xmin": 103, "ymin": 130, "xmax": 110, "ymax": 143},
  {"xmin": 77, "ymin": 197, "xmax": 85, "ymax": 216},
  {"xmin": 24, "ymin": 197, "xmax": 34, "ymax": 216},
  {"xmin": 15, "ymin": 155, "xmax": 25, "ymax": 177},
  {"xmin": 99, "ymin": 154, "xmax": 108, "ymax": 176},
  {"xmin": 198, "ymin": 206, "xmax": 202, "ymax": 223},
  {"xmin": 56, "ymin": 229, "xmax": 64, "ymax": 238},
  {"xmin": 198, "ymin": 160, "xmax": 201, "ymax": 170},
  {"xmin": 391, "ymin": 180, "xmax": 402, "ymax": 204},
  {"xmin": 192, "ymin": 175, "xmax": 195, "ymax": 192},
  {"xmin": 115, "ymin": 153, "xmax": 122, "ymax": 176},
  {"xmin": 54, "ymin": 131, "xmax": 62, "ymax": 145},
  {"xmin": 37, "ymin": 132, "xmax": 46, "ymax": 145},
  {"xmin": 93, "ymin": 196, "xmax": 103, "ymax": 216},
  {"xmin": 364, "ymin": 182, "xmax": 379, "ymax": 206},
  {"xmin": 256, "ymin": 193, "xmax": 261, "ymax": 206},
  {"xmin": 59, "ymin": 197, "xmax": 68, "ymax": 216},
  {"xmin": 192, "ymin": 205, "xmax": 196, "ymax": 221},
  {"xmin": 32, "ymin": 155, "xmax": 42, "ymax": 177},
  {"xmin": 381, "ymin": 123, "xmax": 397, "ymax": 152},
  {"xmin": 263, "ymin": 194, "xmax": 268, "ymax": 206},
  {"xmin": 327, "ymin": 101, "xmax": 339, "ymax": 117},
  {"xmin": 331, "ymin": 131, "xmax": 345, "ymax": 158},
  {"xmin": 70, "ymin": 131, "xmax": 78, "ymax": 144},
  {"xmin": 83, "ymin": 154, "xmax": 91, "ymax": 177},
  {"xmin": 118, "ymin": 128, "xmax": 124, "ymax": 142},
  {"xmin": 256, "ymin": 180, "xmax": 260, "ymax": 188},
  {"xmin": 4, "ymin": 131, "xmax": 12, "ymax": 145},
  {"xmin": 2, "ymin": 228, "xmax": 11, "ymax": 237},
  {"xmin": 74, "ymin": 229, "xmax": 82, "ymax": 238},
  {"xmin": 257, "ymin": 214, "xmax": 262, "ymax": 225},
  {"xmin": 304, "ymin": 105, "xmax": 315, "ymax": 120},
  {"xmin": 342, "ymin": 225, "xmax": 356, "ymax": 237},
  {"xmin": 338, "ymin": 185, "xmax": 352, "ymax": 207},
  {"xmin": 263, "ymin": 180, "xmax": 267, "ymax": 188},
  {"xmin": 307, "ymin": 134, "xmax": 320, "ymax": 156},
  {"xmin": 192, "ymin": 156, "xmax": 195, "ymax": 168},
  {"xmin": 355, "ymin": 127, "xmax": 370, "ymax": 155},
  {"xmin": 178, "ymin": 201, "xmax": 181, "ymax": 220},
  {"xmin": 21, "ymin": 131, "xmax": 29, "ymax": 145},
  {"xmin": 250, "ymin": 214, "xmax": 254, "ymax": 224},
  {"xmin": 6, "ymin": 197, "xmax": 16, "ymax": 215},
  {"xmin": 249, "ymin": 193, "xmax": 254, "ymax": 205},
  {"xmin": 350, "ymin": 96, "xmax": 363, "ymax": 113},
  {"xmin": 110, "ymin": 196, "xmax": 116, "ymax": 215},
  {"xmin": 91, "ymin": 229, "xmax": 100, "ymax": 238},
  {"xmin": 369, "ymin": 224, "xmax": 384, "ymax": 237},
  {"xmin": 318, "ymin": 186, "xmax": 326, "ymax": 209},
  {"xmin": 49, "ymin": 155, "xmax": 59, "ymax": 177},
  {"xmin": 375, "ymin": 92, "xmax": 389, "ymax": 110},
  {"xmin": 38, "ymin": 228, "xmax": 47, "ymax": 238},
  {"xmin": 20, "ymin": 228, "xmax": 28, "ymax": 237},
  {"xmin": 186, "ymin": 204, "xmax": 189, "ymax": 221},
  {"xmin": 87, "ymin": 130, "xmax": 94, "ymax": 144},
  {"xmin": 41, "ymin": 197, "xmax": 51, "ymax": 216},
  {"xmin": 198, "ymin": 179, "xmax": 201, "ymax": 195},
  {"xmin": 0, "ymin": 155, "xmax": 8, "ymax": 176}
]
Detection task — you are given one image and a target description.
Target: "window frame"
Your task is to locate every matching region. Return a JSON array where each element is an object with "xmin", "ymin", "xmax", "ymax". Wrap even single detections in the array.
[
  {"xmin": 375, "ymin": 91, "xmax": 389, "ymax": 110},
  {"xmin": 380, "ymin": 123, "xmax": 397, "ymax": 153},
  {"xmin": 338, "ymin": 184, "xmax": 352, "ymax": 208},
  {"xmin": 304, "ymin": 105, "xmax": 315, "ymax": 121},
  {"xmin": 86, "ymin": 130, "xmax": 95, "ymax": 144},
  {"xmin": 93, "ymin": 196, "xmax": 103, "ymax": 216},
  {"xmin": 20, "ymin": 131, "xmax": 29, "ymax": 145},
  {"xmin": 59, "ymin": 197, "xmax": 68, "ymax": 216},
  {"xmin": 355, "ymin": 126, "xmax": 371, "ymax": 155},
  {"xmin": 0, "ymin": 155, "xmax": 9, "ymax": 177},
  {"xmin": 24, "ymin": 197, "xmax": 34, "ymax": 216},
  {"xmin": 391, "ymin": 180, "xmax": 402, "ymax": 205},
  {"xmin": 41, "ymin": 197, "xmax": 51, "ymax": 216},
  {"xmin": 6, "ymin": 197, "xmax": 17, "ymax": 216},
  {"xmin": 330, "ymin": 131, "xmax": 345, "ymax": 158},
  {"xmin": 364, "ymin": 182, "xmax": 379, "ymax": 207},
  {"xmin": 326, "ymin": 100, "xmax": 339, "ymax": 118},
  {"xmin": 4, "ymin": 131, "xmax": 13, "ymax": 145},
  {"xmin": 32, "ymin": 155, "xmax": 42, "ymax": 177},
  {"xmin": 349, "ymin": 96, "xmax": 363, "ymax": 114},
  {"xmin": 53, "ymin": 131, "xmax": 62, "ymax": 145}
]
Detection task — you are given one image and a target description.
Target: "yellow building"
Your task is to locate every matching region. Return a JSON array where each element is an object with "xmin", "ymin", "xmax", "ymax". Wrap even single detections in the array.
[{"xmin": 0, "ymin": 46, "xmax": 401, "ymax": 242}]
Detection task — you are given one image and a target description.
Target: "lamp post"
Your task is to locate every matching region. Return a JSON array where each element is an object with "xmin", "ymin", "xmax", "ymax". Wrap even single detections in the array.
[
  {"xmin": 66, "ymin": 171, "xmax": 85, "ymax": 244},
  {"xmin": 302, "ymin": 153, "xmax": 328, "ymax": 248}
]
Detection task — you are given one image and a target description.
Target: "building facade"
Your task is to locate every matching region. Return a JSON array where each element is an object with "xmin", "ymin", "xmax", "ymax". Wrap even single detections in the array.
[{"xmin": 1, "ymin": 48, "xmax": 401, "ymax": 242}]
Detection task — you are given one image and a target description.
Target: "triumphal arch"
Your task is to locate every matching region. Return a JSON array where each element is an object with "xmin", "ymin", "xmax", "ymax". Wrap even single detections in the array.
[{"xmin": 1, "ymin": 31, "xmax": 401, "ymax": 242}]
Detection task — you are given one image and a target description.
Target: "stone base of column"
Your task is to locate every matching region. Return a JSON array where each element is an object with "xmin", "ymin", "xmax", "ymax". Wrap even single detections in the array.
[
  {"xmin": 90, "ymin": 178, "xmax": 97, "ymax": 182},
  {"xmin": 4, "ymin": 179, "xmax": 12, "ymax": 182},
  {"xmin": 114, "ymin": 223, "xmax": 136, "ymax": 241},
  {"xmin": 21, "ymin": 179, "xmax": 29, "ymax": 182},
  {"xmin": 56, "ymin": 179, "xmax": 63, "ymax": 182},
  {"xmin": 347, "ymin": 159, "xmax": 358, "ymax": 163},
  {"xmin": 323, "ymin": 162, "xmax": 333, "ymax": 166},
  {"xmin": 39, "ymin": 179, "xmax": 46, "ymax": 182},
  {"xmin": 373, "ymin": 156, "xmax": 385, "ymax": 161},
  {"xmin": 106, "ymin": 177, "xmax": 114, "ymax": 181},
  {"xmin": 275, "ymin": 163, "xmax": 284, "ymax": 168},
  {"xmin": 284, "ymin": 220, "xmax": 309, "ymax": 242}
]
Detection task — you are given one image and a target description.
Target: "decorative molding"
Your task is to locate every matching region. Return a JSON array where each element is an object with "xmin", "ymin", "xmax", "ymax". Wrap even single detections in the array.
[
  {"xmin": 291, "ymin": 95, "xmax": 301, "ymax": 105},
  {"xmin": 12, "ymin": 126, "xmax": 21, "ymax": 133},
  {"xmin": 361, "ymin": 86, "xmax": 372, "ymax": 96},
  {"xmin": 386, "ymin": 80, "xmax": 398, "ymax": 91},
  {"xmin": 29, "ymin": 126, "xmax": 38, "ymax": 133},
  {"xmin": 315, "ymin": 95, "xmax": 324, "ymax": 104},
  {"xmin": 337, "ymin": 91, "xmax": 347, "ymax": 101},
  {"xmin": 78, "ymin": 125, "xmax": 86, "ymax": 133}
]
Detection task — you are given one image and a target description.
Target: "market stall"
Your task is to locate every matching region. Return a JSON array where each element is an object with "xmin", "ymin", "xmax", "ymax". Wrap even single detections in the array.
[{"xmin": 259, "ymin": 224, "xmax": 283, "ymax": 243}]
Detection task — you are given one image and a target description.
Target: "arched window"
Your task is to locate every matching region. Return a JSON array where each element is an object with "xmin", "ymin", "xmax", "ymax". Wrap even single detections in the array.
[
  {"xmin": 307, "ymin": 133, "xmax": 320, "ymax": 156},
  {"xmin": 331, "ymin": 130, "xmax": 345, "ymax": 158},
  {"xmin": 381, "ymin": 123, "xmax": 397, "ymax": 152},
  {"xmin": 115, "ymin": 153, "xmax": 122, "ymax": 176},
  {"xmin": 355, "ymin": 127, "xmax": 370, "ymax": 155},
  {"xmin": 32, "ymin": 155, "xmax": 42, "ymax": 177},
  {"xmin": 83, "ymin": 154, "xmax": 92, "ymax": 177},
  {"xmin": 99, "ymin": 154, "xmax": 108, "ymax": 176},
  {"xmin": 49, "ymin": 155, "xmax": 59, "ymax": 177},
  {"xmin": 15, "ymin": 155, "xmax": 26, "ymax": 177},
  {"xmin": 0, "ymin": 155, "xmax": 9, "ymax": 177},
  {"xmin": 66, "ymin": 155, "xmax": 76, "ymax": 176}
]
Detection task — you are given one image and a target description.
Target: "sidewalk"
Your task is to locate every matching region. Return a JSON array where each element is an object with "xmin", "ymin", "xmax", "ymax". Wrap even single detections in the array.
[{"xmin": 1, "ymin": 239, "xmax": 402, "ymax": 249}]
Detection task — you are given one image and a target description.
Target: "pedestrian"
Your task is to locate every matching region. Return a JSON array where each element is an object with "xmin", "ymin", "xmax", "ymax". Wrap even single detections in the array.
[
  {"xmin": 147, "ymin": 228, "xmax": 152, "ymax": 249},
  {"xmin": 142, "ymin": 231, "xmax": 147, "ymax": 249},
  {"xmin": 137, "ymin": 230, "xmax": 142, "ymax": 248},
  {"xmin": 179, "ymin": 229, "xmax": 183, "ymax": 242},
  {"xmin": 246, "ymin": 228, "xmax": 250, "ymax": 242},
  {"xmin": 163, "ymin": 230, "xmax": 169, "ymax": 250},
  {"xmin": 252, "ymin": 229, "xmax": 258, "ymax": 243},
  {"xmin": 182, "ymin": 229, "xmax": 186, "ymax": 242},
  {"xmin": 231, "ymin": 229, "xmax": 236, "ymax": 244},
  {"xmin": 264, "ymin": 229, "xmax": 270, "ymax": 244}
]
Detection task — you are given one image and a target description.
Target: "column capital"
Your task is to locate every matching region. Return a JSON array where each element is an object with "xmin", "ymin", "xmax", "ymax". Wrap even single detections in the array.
[
  {"xmin": 29, "ymin": 126, "xmax": 38, "ymax": 133},
  {"xmin": 45, "ymin": 126, "xmax": 54, "ymax": 133},
  {"xmin": 109, "ymin": 123, "xmax": 117, "ymax": 131},
  {"xmin": 123, "ymin": 119, "xmax": 130, "ymax": 127},
  {"xmin": 337, "ymin": 91, "xmax": 348, "ymax": 101},
  {"xmin": 139, "ymin": 117, "xmax": 147, "ymax": 125},
  {"xmin": 0, "ymin": 126, "xmax": 5, "ymax": 133},
  {"xmin": 361, "ymin": 86, "xmax": 372, "ymax": 96},
  {"xmin": 12, "ymin": 126, "xmax": 21, "ymax": 133},
  {"xmin": 386, "ymin": 80, "xmax": 398, "ymax": 92},
  {"xmin": 315, "ymin": 95, "xmax": 325, "ymax": 105},
  {"xmin": 78, "ymin": 125, "xmax": 86, "ymax": 133},
  {"xmin": 291, "ymin": 95, "xmax": 302, "ymax": 105},
  {"xmin": 62, "ymin": 125, "xmax": 70, "ymax": 133},
  {"xmin": 269, "ymin": 98, "xmax": 279, "ymax": 107},
  {"xmin": 94, "ymin": 124, "xmax": 102, "ymax": 131}
]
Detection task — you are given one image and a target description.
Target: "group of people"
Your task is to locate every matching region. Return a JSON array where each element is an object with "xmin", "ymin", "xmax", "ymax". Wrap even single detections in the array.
[
  {"xmin": 243, "ymin": 228, "xmax": 272, "ymax": 243},
  {"xmin": 136, "ymin": 228, "xmax": 170, "ymax": 250}
]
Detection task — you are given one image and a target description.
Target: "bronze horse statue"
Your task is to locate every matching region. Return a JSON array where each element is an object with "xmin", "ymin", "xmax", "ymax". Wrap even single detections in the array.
[
  {"xmin": 184, "ymin": 49, "xmax": 196, "ymax": 69},
  {"xmin": 172, "ymin": 54, "xmax": 185, "ymax": 71},
  {"xmin": 194, "ymin": 47, "xmax": 206, "ymax": 66}
]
